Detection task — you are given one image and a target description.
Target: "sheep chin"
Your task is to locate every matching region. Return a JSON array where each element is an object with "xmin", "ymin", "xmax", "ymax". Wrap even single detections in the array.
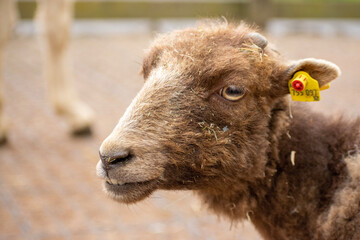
[{"xmin": 102, "ymin": 179, "xmax": 158, "ymax": 204}]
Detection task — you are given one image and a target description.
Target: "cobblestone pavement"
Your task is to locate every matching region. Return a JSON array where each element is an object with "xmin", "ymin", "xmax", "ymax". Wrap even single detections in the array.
[{"xmin": 1, "ymin": 33, "xmax": 359, "ymax": 240}]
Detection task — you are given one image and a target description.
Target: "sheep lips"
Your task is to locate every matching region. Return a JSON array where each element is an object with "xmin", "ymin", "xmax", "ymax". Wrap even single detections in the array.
[{"xmin": 96, "ymin": 161, "xmax": 159, "ymax": 203}]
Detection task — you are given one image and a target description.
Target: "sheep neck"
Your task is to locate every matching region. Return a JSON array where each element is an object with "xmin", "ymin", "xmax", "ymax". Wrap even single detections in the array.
[{"xmin": 198, "ymin": 98, "xmax": 359, "ymax": 240}]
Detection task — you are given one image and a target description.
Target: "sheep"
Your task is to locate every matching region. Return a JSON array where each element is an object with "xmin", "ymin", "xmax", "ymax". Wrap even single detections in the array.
[
  {"xmin": 0, "ymin": 0, "xmax": 93, "ymax": 144},
  {"xmin": 96, "ymin": 22, "xmax": 360, "ymax": 240}
]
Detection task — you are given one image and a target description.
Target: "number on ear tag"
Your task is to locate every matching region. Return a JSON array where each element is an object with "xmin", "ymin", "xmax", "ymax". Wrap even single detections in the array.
[{"xmin": 289, "ymin": 71, "xmax": 324, "ymax": 102}]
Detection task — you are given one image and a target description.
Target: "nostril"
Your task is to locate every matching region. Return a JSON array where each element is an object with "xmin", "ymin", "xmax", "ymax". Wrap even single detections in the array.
[
  {"xmin": 99, "ymin": 150, "xmax": 132, "ymax": 167},
  {"xmin": 108, "ymin": 152, "xmax": 132, "ymax": 165}
]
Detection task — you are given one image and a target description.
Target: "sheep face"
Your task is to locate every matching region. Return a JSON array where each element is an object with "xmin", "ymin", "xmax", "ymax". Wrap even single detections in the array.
[{"xmin": 97, "ymin": 23, "xmax": 340, "ymax": 204}]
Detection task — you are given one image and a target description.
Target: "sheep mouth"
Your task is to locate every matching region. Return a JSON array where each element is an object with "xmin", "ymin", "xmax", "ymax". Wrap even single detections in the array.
[
  {"xmin": 105, "ymin": 179, "xmax": 154, "ymax": 188},
  {"xmin": 103, "ymin": 179, "xmax": 158, "ymax": 203}
]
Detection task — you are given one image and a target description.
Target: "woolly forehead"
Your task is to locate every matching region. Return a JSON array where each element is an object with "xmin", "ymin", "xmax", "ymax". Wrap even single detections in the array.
[{"xmin": 142, "ymin": 27, "xmax": 276, "ymax": 94}]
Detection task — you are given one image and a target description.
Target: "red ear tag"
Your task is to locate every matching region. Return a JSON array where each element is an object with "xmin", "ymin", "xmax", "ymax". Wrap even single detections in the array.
[
  {"xmin": 292, "ymin": 80, "xmax": 305, "ymax": 91},
  {"xmin": 291, "ymin": 74, "xmax": 307, "ymax": 91}
]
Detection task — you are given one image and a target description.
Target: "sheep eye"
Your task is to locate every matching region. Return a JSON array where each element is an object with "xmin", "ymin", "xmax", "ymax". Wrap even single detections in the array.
[{"xmin": 219, "ymin": 86, "xmax": 245, "ymax": 101}]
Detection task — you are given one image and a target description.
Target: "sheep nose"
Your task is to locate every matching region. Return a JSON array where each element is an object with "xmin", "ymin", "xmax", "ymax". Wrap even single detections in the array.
[{"xmin": 99, "ymin": 150, "xmax": 132, "ymax": 168}]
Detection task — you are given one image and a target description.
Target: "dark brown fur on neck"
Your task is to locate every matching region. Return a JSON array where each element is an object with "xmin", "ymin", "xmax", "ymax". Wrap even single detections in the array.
[{"xmin": 200, "ymin": 98, "xmax": 360, "ymax": 239}]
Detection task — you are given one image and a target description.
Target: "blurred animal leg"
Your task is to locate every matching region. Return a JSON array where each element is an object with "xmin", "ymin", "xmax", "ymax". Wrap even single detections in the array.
[
  {"xmin": 0, "ymin": 55, "xmax": 6, "ymax": 144},
  {"xmin": 0, "ymin": 0, "xmax": 17, "ymax": 144},
  {"xmin": 36, "ymin": 0, "xmax": 93, "ymax": 135}
]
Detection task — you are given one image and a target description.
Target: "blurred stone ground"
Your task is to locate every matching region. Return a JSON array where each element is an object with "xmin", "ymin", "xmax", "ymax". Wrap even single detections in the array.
[{"xmin": 0, "ymin": 24, "xmax": 359, "ymax": 240}]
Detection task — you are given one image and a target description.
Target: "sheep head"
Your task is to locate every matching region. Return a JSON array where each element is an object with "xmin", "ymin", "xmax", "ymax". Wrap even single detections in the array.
[{"xmin": 97, "ymin": 23, "xmax": 340, "ymax": 204}]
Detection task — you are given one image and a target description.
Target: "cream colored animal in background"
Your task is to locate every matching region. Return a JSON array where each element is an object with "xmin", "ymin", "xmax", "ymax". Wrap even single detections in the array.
[{"xmin": 0, "ymin": 0, "xmax": 93, "ymax": 144}]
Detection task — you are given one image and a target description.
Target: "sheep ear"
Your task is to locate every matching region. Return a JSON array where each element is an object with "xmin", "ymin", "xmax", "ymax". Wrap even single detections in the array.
[{"xmin": 273, "ymin": 58, "xmax": 341, "ymax": 97}]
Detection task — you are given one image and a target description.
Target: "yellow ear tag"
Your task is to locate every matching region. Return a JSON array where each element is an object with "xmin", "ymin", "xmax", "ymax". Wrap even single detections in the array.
[{"xmin": 288, "ymin": 71, "xmax": 328, "ymax": 102}]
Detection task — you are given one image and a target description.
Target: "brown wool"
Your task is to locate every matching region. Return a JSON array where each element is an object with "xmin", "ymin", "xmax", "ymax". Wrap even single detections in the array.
[{"xmin": 99, "ymin": 22, "xmax": 360, "ymax": 240}]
